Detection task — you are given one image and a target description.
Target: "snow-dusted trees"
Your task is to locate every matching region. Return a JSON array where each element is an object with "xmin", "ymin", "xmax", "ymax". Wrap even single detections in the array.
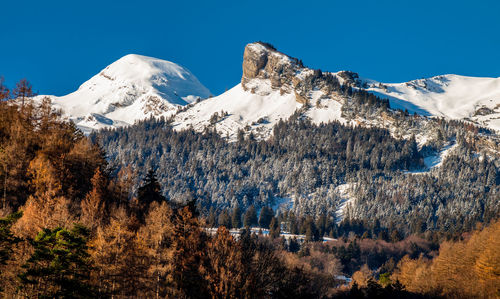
[{"xmin": 95, "ymin": 113, "xmax": 498, "ymax": 239}]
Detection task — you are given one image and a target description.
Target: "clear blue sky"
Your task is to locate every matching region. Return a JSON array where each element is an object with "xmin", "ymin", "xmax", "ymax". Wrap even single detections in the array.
[{"xmin": 1, "ymin": 0, "xmax": 499, "ymax": 96}]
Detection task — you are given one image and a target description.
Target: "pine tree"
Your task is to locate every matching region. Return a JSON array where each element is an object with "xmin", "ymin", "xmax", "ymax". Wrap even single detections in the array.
[
  {"xmin": 231, "ymin": 204, "xmax": 242, "ymax": 229},
  {"xmin": 258, "ymin": 206, "xmax": 274, "ymax": 229},
  {"xmin": 137, "ymin": 169, "xmax": 165, "ymax": 208},
  {"xmin": 269, "ymin": 217, "xmax": 280, "ymax": 239},
  {"xmin": 18, "ymin": 224, "xmax": 95, "ymax": 298},
  {"xmin": 218, "ymin": 210, "xmax": 231, "ymax": 228},
  {"xmin": 0, "ymin": 211, "xmax": 21, "ymax": 292},
  {"xmin": 243, "ymin": 205, "xmax": 258, "ymax": 227}
]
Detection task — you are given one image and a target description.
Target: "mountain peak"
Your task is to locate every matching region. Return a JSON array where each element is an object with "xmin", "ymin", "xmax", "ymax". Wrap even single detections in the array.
[
  {"xmin": 99, "ymin": 54, "xmax": 192, "ymax": 83},
  {"xmin": 241, "ymin": 42, "xmax": 303, "ymax": 90},
  {"xmin": 45, "ymin": 54, "xmax": 211, "ymax": 133}
]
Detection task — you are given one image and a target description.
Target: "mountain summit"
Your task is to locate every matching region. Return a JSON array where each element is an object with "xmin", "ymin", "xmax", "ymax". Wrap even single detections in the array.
[
  {"xmin": 45, "ymin": 54, "xmax": 211, "ymax": 133},
  {"xmin": 41, "ymin": 42, "xmax": 500, "ymax": 135}
]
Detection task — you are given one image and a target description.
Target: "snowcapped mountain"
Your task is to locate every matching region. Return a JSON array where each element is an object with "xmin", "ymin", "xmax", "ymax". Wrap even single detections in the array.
[
  {"xmin": 360, "ymin": 74, "xmax": 500, "ymax": 131},
  {"xmin": 173, "ymin": 43, "xmax": 347, "ymax": 140},
  {"xmin": 40, "ymin": 42, "xmax": 499, "ymax": 137},
  {"xmin": 42, "ymin": 54, "xmax": 211, "ymax": 133},
  {"xmin": 172, "ymin": 43, "xmax": 500, "ymax": 140}
]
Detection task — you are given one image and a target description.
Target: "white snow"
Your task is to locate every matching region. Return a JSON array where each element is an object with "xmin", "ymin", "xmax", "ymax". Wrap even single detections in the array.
[
  {"xmin": 406, "ymin": 141, "xmax": 459, "ymax": 174},
  {"xmin": 173, "ymin": 80, "xmax": 300, "ymax": 139},
  {"xmin": 363, "ymin": 75, "xmax": 500, "ymax": 131},
  {"xmin": 172, "ymin": 79, "xmax": 347, "ymax": 140},
  {"xmin": 38, "ymin": 48, "xmax": 500, "ymax": 139},
  {"xmin": 39, "ymin": 54, "xmax": 211, "ymax": 132},
  {"xmin": 423, "ymin": 142, "xmax": 458, "ymax": 169},
  {"xmin": 272, "ymin": 197, "xmax": 294, "ymax": 213},
  {"xmin": 205, "ymin": 227, "xmax": 335, "ymax": 242},
  {"xmin": 334, "ymin": 184, "xmax": 356, "ymax": 224}
]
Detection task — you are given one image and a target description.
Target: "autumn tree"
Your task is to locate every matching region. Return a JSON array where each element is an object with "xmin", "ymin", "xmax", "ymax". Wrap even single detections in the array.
[
  {"xmin": 205, "ymin": 227, "xmax": 244, "ymax": 298},
  {"xmin": 168, "ymin": 204, "xmax": 209, "ymax": 298},
  {"xmin": 137, "ymin": 201, "xmax": 174, "ymax": 298},
  {"xmin": 89, "ymin": 206, "xmax": 145, "ymax": 297},
  {"xmin": 14, "ymin": 154, "xmax": 72, "ymax": 237},
  {"xmin": 12, "ymin": 78, "xmax": 36, "ymax": 108},
  {"xmin": 0, "ymin": 77, "xmax": 9, "ymax": 100},
  {"xmin": 80, "ymin": 168, "xmax": 107, "ymax": 232}
]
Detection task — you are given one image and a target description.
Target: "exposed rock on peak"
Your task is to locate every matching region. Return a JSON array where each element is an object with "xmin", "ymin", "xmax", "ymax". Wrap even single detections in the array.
[{"xmin": 241, "ymin": 42, "xmax": 302, "ymax": 91}]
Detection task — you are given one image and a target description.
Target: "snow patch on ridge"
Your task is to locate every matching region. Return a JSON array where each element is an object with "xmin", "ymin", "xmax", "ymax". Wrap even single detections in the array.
[{"xmin": 363, "ymin": 74, "xmax": 500, "ymax": 132}]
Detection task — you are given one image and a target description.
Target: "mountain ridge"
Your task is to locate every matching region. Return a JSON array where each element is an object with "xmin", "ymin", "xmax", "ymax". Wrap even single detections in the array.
[{"xmin": 40, "ymin": 42, "xmax": 500, "ymax": 136}]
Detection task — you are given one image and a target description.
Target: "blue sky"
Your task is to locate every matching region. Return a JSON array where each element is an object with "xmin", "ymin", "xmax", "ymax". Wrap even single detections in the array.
[{"xmin": 1, "ymin": 0, "xmax": 499, "ymax": 96}]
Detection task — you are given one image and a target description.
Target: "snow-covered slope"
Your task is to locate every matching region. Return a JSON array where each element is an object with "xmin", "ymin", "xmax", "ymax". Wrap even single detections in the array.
[
  {"xmin": 173, "ymin": 43, "xmax": 347, "ymax": 140},
  {"xmin": 173, "ymin": 80, "xmax": 345, "ymax": 140},
  {"xmin": 43, "ymin": 54, "xmax": 211, "ymax": 133},
  {"xmin": 361, "ymin": 75, "xmax": 500, "ymax": 131},
  {"xmin": 40, "ymin": 43, "xmax": 500, "ymax": 137}
]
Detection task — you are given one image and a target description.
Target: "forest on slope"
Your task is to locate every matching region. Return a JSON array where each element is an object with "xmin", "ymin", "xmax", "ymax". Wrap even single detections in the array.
[
  {"xmin": 0, "ymin": 79, "xmax": 498, "ymax": 298},
  {"xmin": 94, "ymin": 108, "xmax": 499, "ymax": 239}
]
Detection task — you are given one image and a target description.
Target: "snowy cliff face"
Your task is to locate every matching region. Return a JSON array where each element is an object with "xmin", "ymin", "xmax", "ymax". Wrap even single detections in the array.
[
  {"xmin": 44, "ymin": 54, "xmax": 211, "ymax": 133},
  {"xmin": 360, "ymin": 75, "xmax": 500, "ymax": 132},
  {"xmin": 173, "ymin": 42, "xmax": 500, "ymax": 140},
  {"xmin": 172, "ymin": 42, "xmax": 347, "ymax": 140}
]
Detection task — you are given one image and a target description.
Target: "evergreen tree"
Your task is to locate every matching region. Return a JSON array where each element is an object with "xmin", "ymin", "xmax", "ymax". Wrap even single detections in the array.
[
  {"xmin": 231, "ymin": 204, "xmax": 242, "ymax": 229},
  {"xmin": 269, "ymin": 217, "xmax": 280, "ymax": 239},
  {"xmin": 137, "ymin": 169, "xmax": 164, "ymax": 207},
  {"xmin": 288, "ymin": 237, "xmax": 300, "ymax": 253},
  {"xmin": 0, "ymin": 211, "xmax": 21, "ymax": 292},
  {"xmin": 0, "ymin": 211, "xmax": 21, "ymax": 267},
  {"xmin": 258, "ymin": 206, "xmax": 274, "ymax": 229},
  {"xmin": 243, "ymin": 205, "xmax": 258, "ymax": 227},
  {"xmin": 18, "ymin": 224, "xmax": 95, "ymax": 298},
  {"xmin": 218, "ymin": 210, "xmax": 231, "ymax": 228},
  {"xmin": 304, "ymin": 217, "xmax": 320, "ymax": 242}
]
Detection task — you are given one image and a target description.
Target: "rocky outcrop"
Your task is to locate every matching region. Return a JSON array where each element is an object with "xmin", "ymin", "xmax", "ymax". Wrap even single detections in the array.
[
  {"xmin": 241, "ymin": 42, "xmax": 299, "ymax": 91},
  {"xmin": 241, "ymin": 42, "xmax": 346, "ymax": 105}
]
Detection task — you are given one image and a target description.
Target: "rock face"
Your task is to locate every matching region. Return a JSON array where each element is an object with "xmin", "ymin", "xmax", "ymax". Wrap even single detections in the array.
[
  {"xmin": 172, "ymin": 43, "xmax": 348, "ymax": 141},
  {"xmin": 241, "ymin": 42, "xmax": 300, "ymax": 91},
  {"xmin": 240, "ymin": 42, "xmax": 350, "ymax": 106},
  {"xmin": 242, "ymin": 44, "xmax": 268, "ymax": 81}
]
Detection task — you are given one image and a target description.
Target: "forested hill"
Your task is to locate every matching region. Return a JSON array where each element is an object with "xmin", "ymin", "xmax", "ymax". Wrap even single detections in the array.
[
  {"xmin": 92, "ymin": 42, "xmax": 499, "ymax": 241},
  {"xmin": 94, "ymin": 111, "xmax": 499, "ymax": 238},
  {"xmin": 0, "ymin": 76, "xmax": 498, "ymax": 298}
]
